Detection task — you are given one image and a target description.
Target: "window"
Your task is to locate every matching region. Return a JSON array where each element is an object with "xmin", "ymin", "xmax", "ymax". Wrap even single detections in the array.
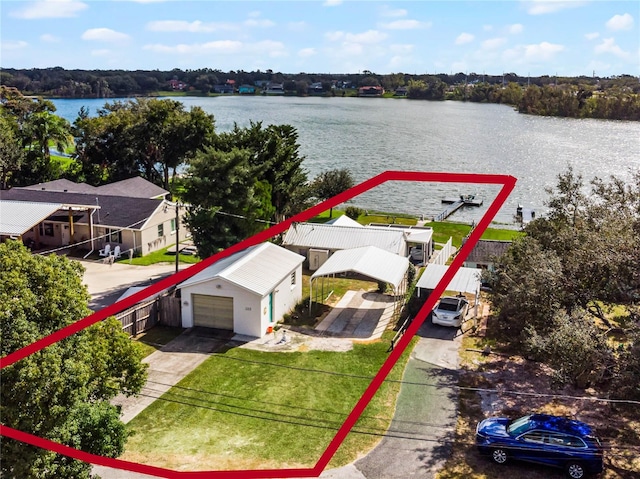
[
  {"xmin": 170, "ymin": 218, "xmax": 176, "ymax": 234},
  {"xmin": 291, "ymin": 271, "xmax": 296, "ymax": 286},
  {"xmin": 107, "ymin": 228, "xmax": 122, "ymax": 244},
  {"xmin": 521, "ymin": 431, "xmax": 546, "ymax": 444},
  {"xmin": 39, "ymin": 222, "xmax": 54, "ymax": 237},
  {"xmin": 158, "ymin": 223, "xmax": 164, "ymax": 237},
  {"xmin": 547, "ymin": 433, "xmax": 586, "ymax": 448}
]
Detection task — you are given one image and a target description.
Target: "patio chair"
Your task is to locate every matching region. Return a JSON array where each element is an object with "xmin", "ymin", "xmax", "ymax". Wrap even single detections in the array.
[
  {"xmin": 99, "ymin": 244, "xmax": 111, "ymax": 257},
  {"xmin": 112, "ymin": 245, "xmax": 121, "ymax": 259}
]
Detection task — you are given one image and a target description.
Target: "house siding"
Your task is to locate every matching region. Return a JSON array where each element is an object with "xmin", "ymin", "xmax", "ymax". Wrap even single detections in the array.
[{"xmin": 180, "ymin": 263, "xmax": 302, "ymax": 338}]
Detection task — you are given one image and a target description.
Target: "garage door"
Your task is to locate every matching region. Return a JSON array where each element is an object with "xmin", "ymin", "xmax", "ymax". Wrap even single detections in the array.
[{"xmin": 192, "ymin": 294, "xmax": 234, "ymax": 330}]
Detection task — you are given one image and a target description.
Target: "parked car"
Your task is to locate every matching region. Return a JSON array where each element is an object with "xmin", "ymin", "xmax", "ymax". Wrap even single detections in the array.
[
  {"xmin": 431, "ymin": 296, "xmax": 469, "ymax": 327},
  {"xmin": 476, "ymin": 413, "xmax": 604, "ymax": 479}
]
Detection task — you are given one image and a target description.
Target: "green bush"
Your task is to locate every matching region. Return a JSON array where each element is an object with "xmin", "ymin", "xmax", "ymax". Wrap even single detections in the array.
[{"xmin": 345, "ymin": 206, "xmax": 364, "ymax": 220}]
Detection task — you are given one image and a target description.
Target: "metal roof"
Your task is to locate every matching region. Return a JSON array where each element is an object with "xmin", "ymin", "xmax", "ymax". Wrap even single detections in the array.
[
  {"xmin": 283, "ymin": 223, "xmax": 406, "ymax": 255},
  {"xmin": 179, "ymin": 243, "xmax": 305, "ymax": 296},
  {"xmin": 311, "ymin": 246, "xmax": 409, "ymax": 289},
  {"xmin": 416, "ymin": 263, "xmax": 482, "ymax": 295},
  {"xmin": 325, "ymin": 215, "xmax": 363, "ymax": 227},
  {"xmin": 0, "ymin": 200, "xmax": 63, "ymax": 236}
]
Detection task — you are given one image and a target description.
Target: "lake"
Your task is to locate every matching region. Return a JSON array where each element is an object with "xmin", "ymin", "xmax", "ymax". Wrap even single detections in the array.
[{"xmin": 52, "ymin": 96, "xmax": 640, "ymax": 226}]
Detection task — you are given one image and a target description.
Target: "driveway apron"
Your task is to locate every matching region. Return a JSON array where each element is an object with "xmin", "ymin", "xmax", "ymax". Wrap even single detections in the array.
[{"xmin": 352, "ymin": 323, "xmax": 460, "ymax": 479}]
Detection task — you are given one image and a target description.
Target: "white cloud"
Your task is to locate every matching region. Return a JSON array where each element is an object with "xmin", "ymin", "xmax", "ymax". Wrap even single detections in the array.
[
  {"xmin": 11, "ymin": 0, "xmax": 87, "ymax": 19},
  {"xmin": 524, "ymin": 1, "xmax": 588, "ymax": 15},
  {"xmin": 81, "ymin": 28, "xmax": 130, "ymax": 43},
  {"xmin": 379, "ymin": 5, "xmax": 407, "ymax": 18},
  {"xmin": 40, "ymin": 33, "xmax": 60, "ymax": 42},
  {"xmin": 325, "ymin": 30, "xmax": 388, "ymax": 44},
  {"xmin": 524, "ymin": 41, "xmax": 564, "ymax": 60},
  {"xmin": 146, "ymin": 20, "xmax": 236, "ymax": 33},
  {"xmin": 504, "ymin": 41, "xmax": 565, "ymax": 63},
  {"xmin": 323, "ymin": 0, "xmax": 342, "ymax": 6},
  {"xmin": 595, "ymin": 37, "xmax": 630, "ymax": 59},
  {"xmin": 298, "ymin": 47, "xmax": 316, "ymax": 58},
  {"xmin": 585, "ymin": 32, "xmax": 600, "ymax": 40},
  {"xmin": 2, "ymin": 40, "xmax": 29, "ymax": 50},
  {"xmin": 508, "ymin": 23, "xmax": 524, "ymax": 34},
  {"xmin": 142, "ymin": 40, "xmax": 287, "ymax": 57},
  {"xmin": 606, "ymin": 13, "xmax": 634, "ymax": 31},
  {"xmin": 455, "ymin": 33, "xmax": 474, "ymax": 45},
  {"xmin": 379, "ymin": 19, "xmax": 430, "ymax": 30},
  {"xmin": 482, "ymin": 37, "xmax": 507, "ymax": 49}
]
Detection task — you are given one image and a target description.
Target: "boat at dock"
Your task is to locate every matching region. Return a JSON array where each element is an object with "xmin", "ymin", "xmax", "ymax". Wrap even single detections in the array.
[
  {"xmin": 441, "ymin": 194, "xmax": 483, "ymax": 206},
  {"xmin": 434, "ymin": 194, "xmax": 483, "ymax": 221}
]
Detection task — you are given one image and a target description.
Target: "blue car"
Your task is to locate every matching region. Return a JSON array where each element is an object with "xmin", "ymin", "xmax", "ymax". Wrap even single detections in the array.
[{"xmin": 476, "ymin": 414, "xmax": 604, "ymax": 478}]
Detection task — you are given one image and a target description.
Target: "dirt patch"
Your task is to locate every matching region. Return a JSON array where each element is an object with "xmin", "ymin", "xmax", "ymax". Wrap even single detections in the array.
[{"xmin": 437, "ymin": 314, "xmax": 640, "ymax": 479}]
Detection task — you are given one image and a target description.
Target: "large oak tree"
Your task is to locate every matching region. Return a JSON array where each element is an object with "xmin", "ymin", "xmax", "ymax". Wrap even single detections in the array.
[{"xmin": 0, "ymin": 242, "xmax": 148, "ymax": 478}]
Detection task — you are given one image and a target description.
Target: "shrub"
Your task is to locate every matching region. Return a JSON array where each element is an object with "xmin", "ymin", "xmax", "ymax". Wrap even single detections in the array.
[{"xmin": 345, "ymin": 206, "xmax": 364, "ymax": 220}]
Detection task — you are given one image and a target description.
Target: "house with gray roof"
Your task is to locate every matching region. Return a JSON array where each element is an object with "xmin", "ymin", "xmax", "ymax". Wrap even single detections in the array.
[{"xmin": 0, "ymin": 177, "xmax": 183, "ymax": 256}]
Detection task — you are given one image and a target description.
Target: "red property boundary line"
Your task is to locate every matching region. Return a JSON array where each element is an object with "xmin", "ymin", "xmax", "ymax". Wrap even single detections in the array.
[{"xmin": 1, "ymin": 171, "xmax": 516, "ymax": 479}]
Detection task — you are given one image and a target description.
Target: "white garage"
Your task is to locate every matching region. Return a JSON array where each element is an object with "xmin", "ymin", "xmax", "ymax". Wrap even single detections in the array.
[{"xmin": 178, "ymin": 243, "xmax": 304, "ymax": 338}]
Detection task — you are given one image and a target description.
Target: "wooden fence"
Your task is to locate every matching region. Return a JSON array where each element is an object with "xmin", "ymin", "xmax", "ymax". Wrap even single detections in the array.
[{"xmin": 115, "ymin": 291, "xmax": 182, "ymax": 336}]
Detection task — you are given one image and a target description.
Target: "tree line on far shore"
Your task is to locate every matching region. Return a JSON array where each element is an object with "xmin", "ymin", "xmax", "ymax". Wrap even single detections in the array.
[
  {"xmin": 0, "ymin": 86, "xmax": 354, "ymax": 256},
  {"xmin": 2, "ymin": 67, "xmax": 639, "ymax": 121}
]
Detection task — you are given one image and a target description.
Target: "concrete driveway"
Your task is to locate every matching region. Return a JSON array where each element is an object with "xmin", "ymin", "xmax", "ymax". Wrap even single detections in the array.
[{"xmin": 78, "ymin": 258, "xmax": 181, "ymax": 310}]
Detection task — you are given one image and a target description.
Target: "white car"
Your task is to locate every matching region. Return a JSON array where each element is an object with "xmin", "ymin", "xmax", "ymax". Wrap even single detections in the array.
[{"xmin": 431, "ymin": 296, "xmax": 469, "ymax": 327}]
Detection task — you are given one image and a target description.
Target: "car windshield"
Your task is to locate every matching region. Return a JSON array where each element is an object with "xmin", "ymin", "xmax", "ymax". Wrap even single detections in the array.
[
  {"xmin": 507, "ymin": 415, "xmax": 532, "ymax": 436},
  {"xmin": 437, "ymin": 300, "xmax": 460, "ymax": 312}
]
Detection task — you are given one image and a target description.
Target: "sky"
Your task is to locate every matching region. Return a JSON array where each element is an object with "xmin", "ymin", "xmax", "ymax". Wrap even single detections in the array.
[{"xmin": 1, "ymin": 0, "xmax": 639, "ymax": 77}]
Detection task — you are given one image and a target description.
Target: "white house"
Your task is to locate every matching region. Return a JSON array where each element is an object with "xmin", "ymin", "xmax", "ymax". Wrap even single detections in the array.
[{"xmin": 178, "ymin": 243, "xmax": 304, "ymax": 338}]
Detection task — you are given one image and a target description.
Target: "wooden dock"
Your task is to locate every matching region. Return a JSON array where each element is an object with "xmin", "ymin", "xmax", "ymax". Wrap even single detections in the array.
[{"xmin": 433, "ymin": 195, "xmax": 483, "ymax": 222}]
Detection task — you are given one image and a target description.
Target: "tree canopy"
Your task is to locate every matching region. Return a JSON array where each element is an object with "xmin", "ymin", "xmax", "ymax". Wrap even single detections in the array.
[
  {"xmin": 0, "ymin": 86, "xmax": 73, "ymax": 187},
  {"xmin": 0, "ymin": 241, "xmax": 148, "ymax": 478},
  {"xmin": 73, "ymin": 98, "xmax": 215, "ymax": 190},
  {"xmin": 180, "ymin": 121, "xmax": 309, "ymax": 256},
  {"xmin": 310, "ymin": 168, "xmax": 355, "ymax": 218},
  {"xmin": 485, "ymin": 167, "xmax": 640, "ymax": 394}
]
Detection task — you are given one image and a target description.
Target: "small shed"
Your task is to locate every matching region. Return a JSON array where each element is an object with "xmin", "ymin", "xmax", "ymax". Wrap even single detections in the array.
[
  {"xmin": 178, "ymin": 243, "xmax": 304, "ymax": 338},
  {"xmin": 463, "ymin": 239, "xmax": 511, "ymax": 270}
]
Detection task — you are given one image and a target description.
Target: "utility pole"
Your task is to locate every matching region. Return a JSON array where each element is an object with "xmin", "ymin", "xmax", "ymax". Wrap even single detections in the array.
[{"xmin": 174, "ymin": 202, "xmax": 180, "ymax": 274}]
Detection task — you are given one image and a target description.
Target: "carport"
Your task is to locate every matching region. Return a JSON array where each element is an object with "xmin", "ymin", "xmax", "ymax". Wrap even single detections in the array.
[
  {"xmin": 309, "ymin": 246, "xmax": 410, "ymax": 323},
  {"xmin": 416, "ymin": 263, "xmax": 482, "ymax": 317}
]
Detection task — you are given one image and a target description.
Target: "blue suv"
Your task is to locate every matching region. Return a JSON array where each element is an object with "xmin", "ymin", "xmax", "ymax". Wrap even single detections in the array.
[{"xmin": 476, "ymin": 414, "xmax": 604, "ymax": 478}]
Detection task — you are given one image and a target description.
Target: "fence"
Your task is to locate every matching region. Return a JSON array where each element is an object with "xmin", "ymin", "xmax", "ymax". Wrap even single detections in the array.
[
  {"xmin": 115, "ymin": 291, "xmax": 182, "ymax": 336},
  {"xmin": 431, "ymin": 237, "xmax": 454, "ymax": 265}
]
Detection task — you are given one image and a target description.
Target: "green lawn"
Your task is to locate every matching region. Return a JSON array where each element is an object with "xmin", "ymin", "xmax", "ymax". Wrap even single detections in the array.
[
  {"xmin": 122, "ymin": 333, "xmax": 416, "ymax": 471},
  {"xmin": 120, "ymin": 244, "xmax": 200, "ymax": 266}
]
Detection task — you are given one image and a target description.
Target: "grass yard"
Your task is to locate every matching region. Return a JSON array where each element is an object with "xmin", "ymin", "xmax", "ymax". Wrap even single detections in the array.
[
  {"xmin": 122, "ymin": 332, "xmax": 416, "ymax": 471},
  {"xmin": 119, "ymin": 244, "xmax": 200, "ymax": 266}
]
